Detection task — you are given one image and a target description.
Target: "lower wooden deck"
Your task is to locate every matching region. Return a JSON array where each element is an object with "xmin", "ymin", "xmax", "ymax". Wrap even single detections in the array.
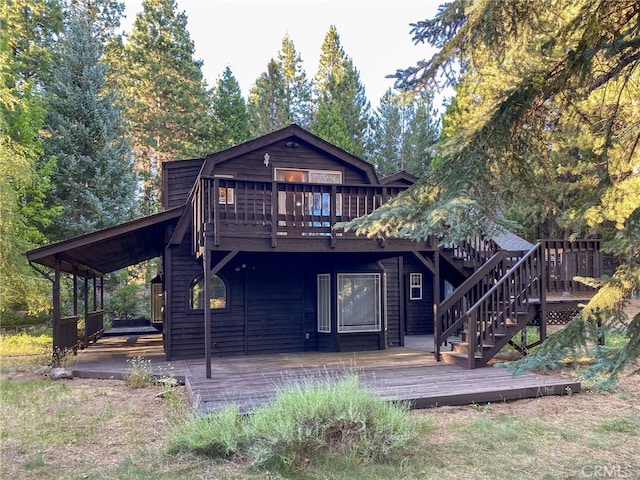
[{"xmin": 71, "ymin": 334, "xmax": 581, "ymax": 414}]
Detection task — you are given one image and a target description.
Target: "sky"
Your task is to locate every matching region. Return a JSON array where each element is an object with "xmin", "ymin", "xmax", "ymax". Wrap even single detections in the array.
[{"xmin": 121, "ymin": 0, "xmax": 444, "ymax": 108}]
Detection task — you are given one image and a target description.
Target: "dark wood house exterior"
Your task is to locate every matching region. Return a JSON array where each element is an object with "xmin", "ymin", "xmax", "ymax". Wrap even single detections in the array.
[{"xmin": 26, "ymin": 124, "xmax": 603, "ymax": 373}]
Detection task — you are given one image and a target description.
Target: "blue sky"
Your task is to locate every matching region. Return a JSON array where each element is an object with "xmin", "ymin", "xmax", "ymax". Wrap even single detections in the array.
[{"xmin": 122, "ymin": 0, "xmax": 443, "ymax": 108}]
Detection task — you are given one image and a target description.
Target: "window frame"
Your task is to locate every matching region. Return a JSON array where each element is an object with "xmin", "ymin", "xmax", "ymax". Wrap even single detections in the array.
[
  {"xmin": 188, "ymin": 273, "xmax": 228, "ymax": 311},
  {"xmin": 317, "ymin": 274, "xmax": 331, "ymax": 333},
  {"xmin": 409, "ymin": 273, "xmax": 423, "ymax": 300},
  {"xmin": 337, "ymin": 273, "xmax": 381, "ymax": 333}
]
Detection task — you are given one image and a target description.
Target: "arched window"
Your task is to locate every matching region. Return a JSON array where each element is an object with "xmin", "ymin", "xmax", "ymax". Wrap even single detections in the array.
[{"xmin": 189, "ymin": 274, "xmax": 227, "ymax": 310}]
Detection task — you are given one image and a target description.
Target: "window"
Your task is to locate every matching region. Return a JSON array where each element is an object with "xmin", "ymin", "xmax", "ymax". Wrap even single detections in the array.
[
  {"xmin": 409, "ymin": 273, "xmax": 423, "ymax": 300},
  {"xmin": 317, "ymin": 274, "xmax": 331, "ymax": 333},
  {"xmin": 337, "ymin": 273, "xmax": 381, "ymax": 333},
  {"xmin": 189, "ymin": 274, "xmax": 227, "ymax": 310},
  {"xmin": 219, "ymin": 187, "xmax": 234, "ymax": 205},
  {"xmin": 275, "ymin": 169, "xmax": 343, "ymax": 226}
]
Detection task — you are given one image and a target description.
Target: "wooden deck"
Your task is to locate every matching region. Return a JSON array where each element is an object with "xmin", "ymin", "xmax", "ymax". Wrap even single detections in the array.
[{"xmin": 71, "ymin": 334, "xmax": 581, "ymax": 414}]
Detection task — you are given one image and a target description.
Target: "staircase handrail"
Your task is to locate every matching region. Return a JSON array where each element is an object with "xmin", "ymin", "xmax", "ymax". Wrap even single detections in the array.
[
  {"xmin": 438, "ymin": 250, "xmax": 507, "ymax": 342},
  {"xmin": 464, "ymin": 242, "xmax": 543, "ymax": 360}
]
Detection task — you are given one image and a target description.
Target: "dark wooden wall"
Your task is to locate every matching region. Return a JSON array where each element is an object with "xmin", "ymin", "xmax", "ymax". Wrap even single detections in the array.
[
  {"xmin": 165, "ymin": 249, "xmax": 410, "ymax": 360},
  {"xmin": 403, "ymin": 255, "xmax": 435, "ymax": 335},
  {"xmin": 162, "ymin": 158, "xmax": 204, "ymax": 209},
  {"xmin": 211, "ymin": 140, "xmax": 372, "ymax": 185}
]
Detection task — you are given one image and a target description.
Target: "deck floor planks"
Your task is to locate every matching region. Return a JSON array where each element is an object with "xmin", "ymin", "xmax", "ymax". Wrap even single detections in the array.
[{"xmin": 71, "ymin": 334, "xmax": 580, "ymax": 414}]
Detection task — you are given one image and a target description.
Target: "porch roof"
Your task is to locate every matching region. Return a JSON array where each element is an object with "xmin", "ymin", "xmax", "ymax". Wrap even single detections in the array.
[{"xmin": 25, "ymin": 206, "xmax": 184, "ymax": 276}]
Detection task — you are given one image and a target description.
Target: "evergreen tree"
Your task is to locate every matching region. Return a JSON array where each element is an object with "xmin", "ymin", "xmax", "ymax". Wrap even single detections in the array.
[
  {"xmin": 349, "ymin": 0, "xmax": 640, "ymax": 378},
  {"xmin": 211, "ymin": 66, "xmax": 250, "ymax": 148},
  {"xmin": 278, "ymin": 34, "xmax": 313, "ymax": 128},
  {"xmin": 311, "ymin": 25, "xmax": 370, "ymax": 158},
  {"xmin": 247, "ymin": 59, "xmax": 288, "ymax": 137},
  {"xmin": 121, "ymin": 0, "xmax": 213, "ymax": 212},
  {"xmin": 44, "ymin": 1, "xmax": 135, "ymax": 240},
  {"xmin": 368, "ymin": 89, "xmax": 403, "ymax": 176},
  {"xmin": 247, "ymin": 35, "xmax": 313, "ymax": 136},
  {"xmin": 402, "ymin": 93, "xmax": 439, "ymax": 177}
]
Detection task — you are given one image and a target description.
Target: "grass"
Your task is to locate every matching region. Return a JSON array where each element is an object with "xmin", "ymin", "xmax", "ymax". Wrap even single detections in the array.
[
  {"xmin": 1, "ymin": 349, "xmax": 639, "ymax": 479},
  {"xmin": 0, "ymin": 327, "xmax": 53, "ymax": 357}
]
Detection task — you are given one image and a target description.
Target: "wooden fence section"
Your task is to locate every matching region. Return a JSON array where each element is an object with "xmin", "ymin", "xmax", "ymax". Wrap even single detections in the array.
[
  {"xmin": 84, "ymin": 310, "xmax": 104, "ymax": 346},
  {"xmin": 541, "ymin": 239, "xmax": 602, "ymax": 294},
  {"xmin": 55, "ymin": 315, "xmax": 79, "ymax": 354}
]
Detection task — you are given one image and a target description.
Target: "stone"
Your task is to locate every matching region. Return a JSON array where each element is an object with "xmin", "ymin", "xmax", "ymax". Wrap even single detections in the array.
[{"xmin": 49, "ymin": 367, "xmax": 74, "ymax": 380}]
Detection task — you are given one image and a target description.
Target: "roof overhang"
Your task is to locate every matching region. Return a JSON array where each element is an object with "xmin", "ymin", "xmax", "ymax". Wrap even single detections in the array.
[{"xmin": 26, "ymin": 206, "xmax": 185, "ymax": 276}]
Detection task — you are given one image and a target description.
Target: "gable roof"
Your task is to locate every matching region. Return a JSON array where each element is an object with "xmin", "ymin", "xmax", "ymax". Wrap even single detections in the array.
[
  {"xmin": 380, "ymin": 171, "xmax": 419, "ymax": 186},
  {"xmin": 26, "ymin": 206, "xmax": 184, "ymax": 276},
  {"xmin": 199, "ymin": 124, "xmax": 379, "ymax": 183}
]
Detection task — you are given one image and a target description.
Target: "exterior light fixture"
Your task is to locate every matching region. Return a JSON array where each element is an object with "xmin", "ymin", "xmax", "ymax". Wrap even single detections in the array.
[{"xmin": 263, "ymin": 153, "xmax": 270, "ymax": 167}]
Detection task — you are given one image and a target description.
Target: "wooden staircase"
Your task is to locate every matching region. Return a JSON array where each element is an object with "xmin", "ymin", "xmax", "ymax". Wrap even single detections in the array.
[{"xmin": 436, "ymin": 242, "xmax": 546, "ymax": 368}]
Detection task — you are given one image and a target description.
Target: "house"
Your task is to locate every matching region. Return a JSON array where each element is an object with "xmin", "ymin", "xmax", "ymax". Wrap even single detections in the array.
[{"xmin": 26, "ymin": 125, "xmax": 603, "ymax": 372}]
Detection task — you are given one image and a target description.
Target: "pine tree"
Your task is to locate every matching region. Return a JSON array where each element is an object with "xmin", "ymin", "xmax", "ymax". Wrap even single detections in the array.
[
  {"xmin": 247, "ymin": 59, "xmax": 289, "ymax": 137},
  {"xmin": 211, "ymin": 66, "xmax": 250, "ymax": 148},
  {"xmin": 121, "ymin": 0, "xmax": 213, "ymax": 212},
  {"xmin": 350, "ymin": 0, "xmax": 640, "ymax": 378},
  {"xmin": 311, "ymin": 25, "xmax": 370, "ymax": 158},
  {"xmin": 247, "ymin": 35, "xmax": 313, "ymax": 136},
  {"xmin": 368, "ymin": 89, "xmax": 403, "ymax": 176},
  {"xmin": 402, "ymin": 93, "xmax": 439, "ymax": 177},
  {"xmin": 278, "ymin": 35, "xmax": 312, "ymax": 128},
  {"xmin": 44, "ymin": 1, "xmax": 135, "ymax": 240}
]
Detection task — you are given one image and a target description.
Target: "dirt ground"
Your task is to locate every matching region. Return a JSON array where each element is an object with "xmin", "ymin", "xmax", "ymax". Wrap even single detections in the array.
[{"xmin": 5, "ymin": 363, "xmax": 640, "ymax": 458}]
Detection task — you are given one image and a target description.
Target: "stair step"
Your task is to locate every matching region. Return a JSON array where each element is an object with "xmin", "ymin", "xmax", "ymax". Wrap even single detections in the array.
[
  {"xmin": 440, "ymin": 351, "xmax": 483, "ymax": 368},
  {"xmin": 449, "ymin": 339, "xmax": 495, "ymax": 354}
]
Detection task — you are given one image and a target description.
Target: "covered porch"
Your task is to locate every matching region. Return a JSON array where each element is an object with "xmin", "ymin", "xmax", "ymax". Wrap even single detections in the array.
[{"xmin": 70, "ymin": 333, "xmax": 580, "ymax": 414}]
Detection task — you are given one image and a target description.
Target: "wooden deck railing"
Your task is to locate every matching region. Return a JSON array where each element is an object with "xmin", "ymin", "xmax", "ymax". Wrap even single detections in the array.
[
  {"xmin": 192, "ymin": 177, "xmax": 408, "ymax": 252},
  {"xmin": 55, "ymin": 315, "xmax": 79, "ymax": 354},
  {"xmin": 435, "ymin": 251, "xmax": 509, "ymax": 359},
  {"xmin": 84, "ymin": 310, "xmax": 104, "ymax": 346},
  {"xmin": 464, "ymin": 243, "xmax": 543, "ymax": 367},
  {"xmin": 541, "ymin": 239, "xmax": 602, "ymax": 294}
]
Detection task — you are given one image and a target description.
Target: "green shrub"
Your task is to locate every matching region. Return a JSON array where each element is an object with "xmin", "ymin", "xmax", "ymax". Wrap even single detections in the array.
[
  {"xmin": 166, "ymin": 372, "xmax": 419, "ymax": 473},
  {"xmin": 167, "ymin": 405, "xmax": 244, "ymax": 458}
]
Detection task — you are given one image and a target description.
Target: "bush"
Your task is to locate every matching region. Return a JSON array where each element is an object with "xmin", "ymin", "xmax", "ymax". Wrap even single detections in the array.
[{"xmin": 166, "ymin": 373, "xmax": 419, "ymax": 473}]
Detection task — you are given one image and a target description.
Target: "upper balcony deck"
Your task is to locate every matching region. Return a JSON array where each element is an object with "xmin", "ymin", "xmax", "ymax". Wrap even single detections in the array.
[{"xmin": 191, "ymin": 176, "xmax": 430, "ymax": 254}]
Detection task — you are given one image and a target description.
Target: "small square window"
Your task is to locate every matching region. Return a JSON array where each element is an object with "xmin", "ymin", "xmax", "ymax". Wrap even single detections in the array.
[{"xmin": 409, "ymin": 273, "xmax": 422, "ymax": 300}]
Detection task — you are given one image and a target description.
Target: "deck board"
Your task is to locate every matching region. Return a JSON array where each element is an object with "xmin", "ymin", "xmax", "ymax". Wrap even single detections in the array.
[{"xmin": 71, "ymin": 334, "xmax": 580, "ymax": 414}]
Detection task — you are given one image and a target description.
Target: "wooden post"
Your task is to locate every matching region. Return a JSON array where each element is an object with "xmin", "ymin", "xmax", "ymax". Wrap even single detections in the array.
[
  {"xmin": 538, "ymin": 243, "xmax": 547, "ymax": 343},
  {"xmin": 433, "ymin": 251, "xmax": 441, "ymax": 361},
  {"xmin": 52, "ymin": 255, "xmax": 61, "ymax": 353},
  {"xmin": 72, "ymin": 271, "xmax": 78, "ymax": 316},
  {"xmin": 203, "ymin": 249, "xmax": 212, "ymax": 379},
  {"xmin": 84, "ymin": 274, "xmax": 89, "ymax": 347}
]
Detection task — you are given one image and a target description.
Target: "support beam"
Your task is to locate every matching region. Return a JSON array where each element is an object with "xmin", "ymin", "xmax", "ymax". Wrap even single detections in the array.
[
  {"xmin": 412, "ymin": 251, "xmax": 436, "ymax": 275},
  {"xmin": 204, "ymin": 250, "xmax": 240, "ymax": 379}
]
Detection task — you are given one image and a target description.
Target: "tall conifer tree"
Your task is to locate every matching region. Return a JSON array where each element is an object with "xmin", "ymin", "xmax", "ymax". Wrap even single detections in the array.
[
  {"xmin": 247, "ymin": 59, "xmax": 288, "ymax": 137},
  {"xmin": 278, "ymin": 35, "xmax": 313, "ymax": 128},
  {"xmin": 121, "ymin": 0, "xmax": 213, "ymax": 212},
  {"xmin": 311, "ymin": 25, "xmax": 370, "ymax": 158},
  {"xmin": 44, "ymin": 1, "xmax": 135, "ymax": 240},
  {"xmin": 210, "ymin": 66, "xmax": 250, "ymax": 148}
]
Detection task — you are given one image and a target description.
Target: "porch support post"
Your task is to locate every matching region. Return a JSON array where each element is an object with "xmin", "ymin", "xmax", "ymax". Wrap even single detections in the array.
[
  {"xmin": 52, "ymin": 255, "xmax": 61, "ymax": 353},
  {"xmin": 539, "ymin": 242, "xmax": 547, "ymax": 344},
  {"xmin": 93, "ymin": 273, "xmax": 97, "ymax": 311},
  {"xmin": 203, "ymin": 248, "xmax": 212, "ymax": 379},
  {"xmin": 433, "ymin": 250, "xmax": 441, "ymax": 361},
  {"xmin": 72, "ymin": 270, "xmax": 78, "ymax": 316},
  {"xmin": 84, "ymin": 273, "xmax": 89, "ymax": 347},
  {"xmin": 203, "ymin": 250, "xmax": 239, "ymax": 378}
]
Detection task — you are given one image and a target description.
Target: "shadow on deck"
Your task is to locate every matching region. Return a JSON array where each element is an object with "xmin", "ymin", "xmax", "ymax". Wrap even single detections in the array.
[{"xmin": 71, "ymin": 334, "xmax": 581, "ymax": 414}]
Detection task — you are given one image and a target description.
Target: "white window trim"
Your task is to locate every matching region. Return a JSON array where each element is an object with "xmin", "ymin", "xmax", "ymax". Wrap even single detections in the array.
[
  {"xmin": 317, "ymin": 274, "xmax": 331, "ymax": 333},
  {"xmin": 409, "ymin": 273, "xmax": 423, "ymax": 300}
]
